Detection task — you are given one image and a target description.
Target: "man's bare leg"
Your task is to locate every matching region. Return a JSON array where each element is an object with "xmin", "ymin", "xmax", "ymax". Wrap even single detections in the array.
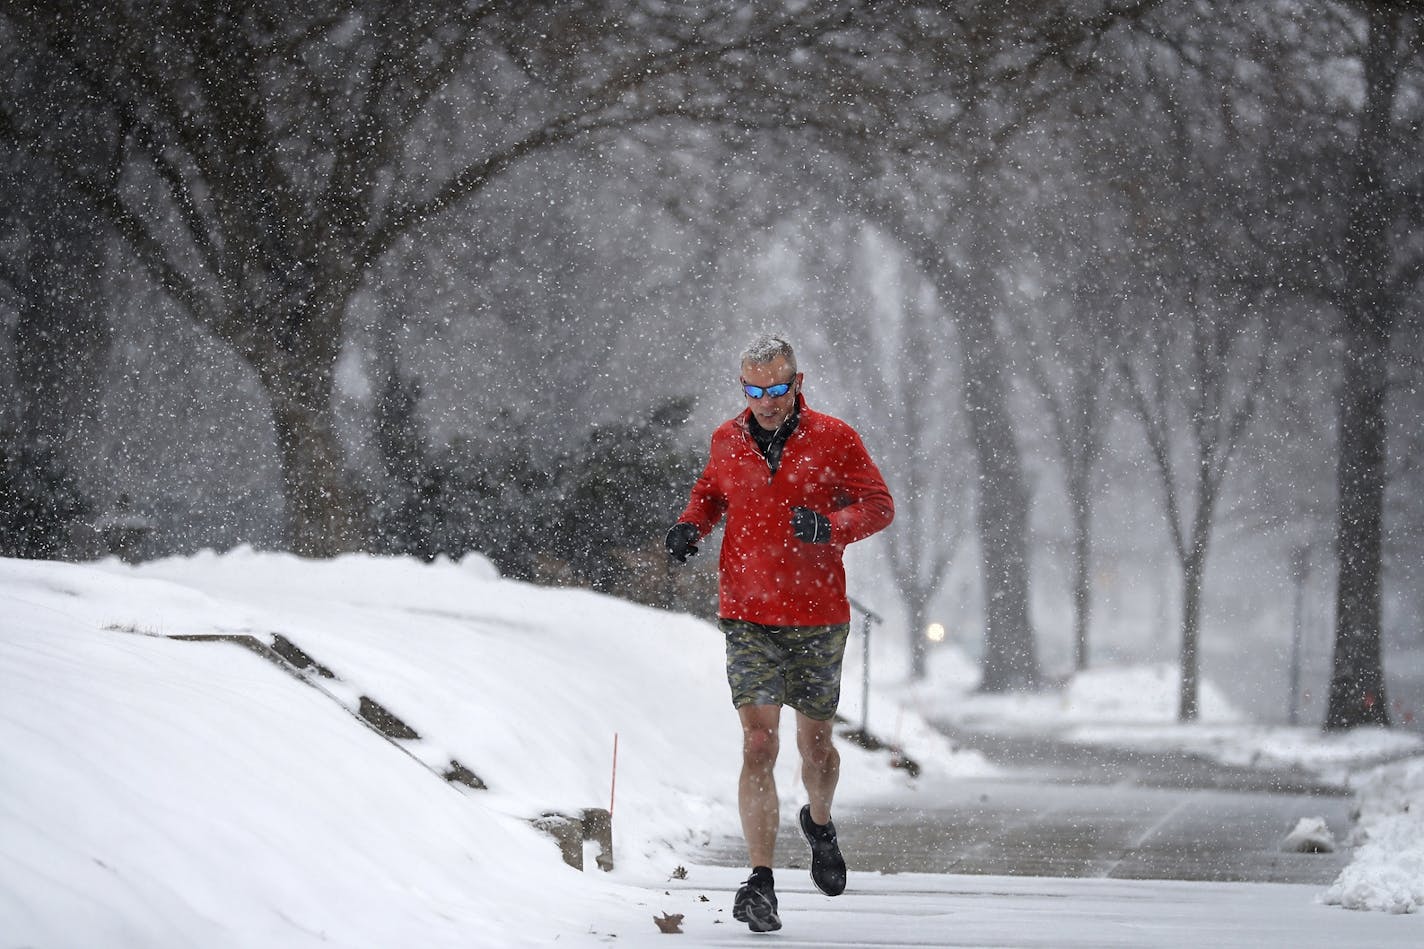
[
  {"xmin": 796, "ymin": 712, "xmax": 839, "ymax": 825},
  {"xmin": 737, "ymin": 704, "xmax": 783, "ymax": 867}
]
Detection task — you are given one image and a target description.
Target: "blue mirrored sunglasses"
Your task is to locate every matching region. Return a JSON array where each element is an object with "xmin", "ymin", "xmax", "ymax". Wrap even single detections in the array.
[{"xmin": 741, "ymin": 379, "xmax": 794, "ymax": 399}]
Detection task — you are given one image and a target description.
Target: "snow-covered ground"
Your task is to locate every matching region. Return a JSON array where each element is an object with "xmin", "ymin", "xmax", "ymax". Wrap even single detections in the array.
[
  {"xmin": 2, "ymin": 550, "xmax": 1422, "ymax": 946},
  {"xmin": 905, "ymin": 650, "xmax": 1423, "ymax": 786}
]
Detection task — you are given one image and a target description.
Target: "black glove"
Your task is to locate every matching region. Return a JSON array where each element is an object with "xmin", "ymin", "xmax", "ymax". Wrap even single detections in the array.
[
  {"xmin": 666, "ymin": 522, "xmax": 700, "ymax": 563},
  {"xmin": 790, "ymin": 506, "xmax": 832, "ymax": 544}
]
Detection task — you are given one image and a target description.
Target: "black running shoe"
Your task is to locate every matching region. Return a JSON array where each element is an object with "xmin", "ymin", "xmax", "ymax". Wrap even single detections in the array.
[
  {"xmin": 799, "ymin": 804, "xmax": 847, "ymax": 896},
  {"xmin": 732, "ymin": 872, "xmax": 782, "ymax": 932}
]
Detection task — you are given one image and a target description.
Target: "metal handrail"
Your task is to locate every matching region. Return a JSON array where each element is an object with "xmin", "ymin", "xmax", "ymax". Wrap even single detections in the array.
[{"xmin": 848, "ymin": 596, "xmax": 883, "ymax": 733}]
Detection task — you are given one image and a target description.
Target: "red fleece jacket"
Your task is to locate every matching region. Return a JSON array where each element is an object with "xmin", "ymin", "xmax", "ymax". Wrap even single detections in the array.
[{"xmin": 678, "ymin": 396, "xmax": 894, "ymax": 626}]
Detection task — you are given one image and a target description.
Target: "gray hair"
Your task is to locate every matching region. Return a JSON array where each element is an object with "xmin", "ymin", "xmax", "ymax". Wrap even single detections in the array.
[{"xmin": 740, "ymin": 334, "xmax": 797, "ymax": 374}]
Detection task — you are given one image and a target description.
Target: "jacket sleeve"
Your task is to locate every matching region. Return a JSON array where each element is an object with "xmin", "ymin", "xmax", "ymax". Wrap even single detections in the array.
[
  {"xmin": 678, "ymin": 438, "xmax": 727, "ymax": 536},
  {"xmin": 826, "ymin": 426, "xmax": 894, "ymax": 545}
]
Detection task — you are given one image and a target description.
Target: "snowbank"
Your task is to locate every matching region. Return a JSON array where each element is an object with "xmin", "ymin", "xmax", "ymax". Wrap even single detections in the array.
[
  {"xmin": 0, "ymin": 550, "xmax": 982, "ymax": 947},
  {"xmin": 905, "ymin": 653, "xmax": 1247, "ymax": 729},
  {"xmin": 1323, "ymin": 757, "xmax": 1424, "ymax": 914}
]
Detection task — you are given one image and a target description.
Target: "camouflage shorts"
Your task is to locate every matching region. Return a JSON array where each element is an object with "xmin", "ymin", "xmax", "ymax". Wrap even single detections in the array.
[{"xmin": 719, "ymin": 618, "xmax": 851, "ymax": 722}]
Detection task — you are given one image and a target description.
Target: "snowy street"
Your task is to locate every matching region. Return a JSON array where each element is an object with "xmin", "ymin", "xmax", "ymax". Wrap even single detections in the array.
[
  {"xmin": 857, "ymin": 726, "xmax": 1357, "ymax": 882},
  {"xmin": 694, "ymin": 719, "xmax": 1367, "ymax": 882},
  {"xmin": 702, "ymin": 775, "xmax": 1352, "ymax": 883}
]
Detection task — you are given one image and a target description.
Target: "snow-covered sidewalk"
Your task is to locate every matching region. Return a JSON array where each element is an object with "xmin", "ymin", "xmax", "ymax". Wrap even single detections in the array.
[{"xmin": 587, "ymin": 866, "xmax": 1424, "ymax": 947}]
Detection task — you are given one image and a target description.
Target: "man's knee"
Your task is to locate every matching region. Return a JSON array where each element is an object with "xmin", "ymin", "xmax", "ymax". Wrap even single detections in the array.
[
  {"xmin": 802, "ymin": 737, "xmax": 838, "ymax": 771},
  {"xmin": 809, "ymin": 741, "xmax": 839, "ymax": 773},
  {"xmin": 796, "ymin": 720, "xmax": 837, "ymax": 767},
  {"xmin": 743, "ymin": 725, "xmax": 779, "ymax": 768}
]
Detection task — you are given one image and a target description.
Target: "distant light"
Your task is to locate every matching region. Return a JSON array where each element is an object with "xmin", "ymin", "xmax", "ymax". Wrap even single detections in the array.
[{"xmin": 926, "ymin": 622, "xmax": 946, "ymax": 643}]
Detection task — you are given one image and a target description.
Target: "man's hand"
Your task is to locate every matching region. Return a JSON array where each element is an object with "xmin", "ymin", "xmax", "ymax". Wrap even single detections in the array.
[
  {"xmin": 666, "ymin": 522, "xmax": 701, "ymax": 563},
  {"xmin": 790, "ymin": 506, "xmax": 832, "ymax": 544}
]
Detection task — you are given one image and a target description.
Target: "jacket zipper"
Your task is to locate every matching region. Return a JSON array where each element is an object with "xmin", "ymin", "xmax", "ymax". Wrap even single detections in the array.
[
  {"xmin": 746, "ymin": 430, "xmax": 774, "ymax": 485},
  {"xmin": 743, "ymin": 425, "xmax": 796, "ymax": 486}
]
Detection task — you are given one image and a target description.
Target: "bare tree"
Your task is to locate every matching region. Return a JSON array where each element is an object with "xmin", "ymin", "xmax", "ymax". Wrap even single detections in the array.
[
  {"xmin": 862, "ymin": 246, "xmax": 970, "ymax": 681},
  {"xmin": 0, "ymin": 33, "xmax": 113, "ymax": 557},
  {"xmin": 1322, "ymin": 4, "xmax": 1424, "ymax": 729},
  {"xmin": 991, "ymin": 65, "xmax": 1148, "ymax": 674},
  {"xmin": 1007, "ymin": 264, "xmax": 1116, "ymax": 673},
  {"xmin": 1119, "ymin": 302, "xmax": 1277, "ymax": 720},
  {"xmin": 0, "ymin": 0, "xmax": 861, "ymax": 554},
  {"xmin": 1218, "ymin": 1, "xmax": 1424, "ymax": 728},
  {"xmin": 1109, "ymin": 8, "xmax": 1291, "ymax": 719}
]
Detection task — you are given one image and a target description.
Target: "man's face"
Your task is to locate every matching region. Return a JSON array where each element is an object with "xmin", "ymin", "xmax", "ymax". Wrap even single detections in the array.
[{"xmin": 741, "ymin": 356, "xmax": 801, "ymax": 430}]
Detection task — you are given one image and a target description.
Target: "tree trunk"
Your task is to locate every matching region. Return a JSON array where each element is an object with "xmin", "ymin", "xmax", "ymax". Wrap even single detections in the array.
[
  {"xmin": 5, "ymin": 175, "xmax": 107, "ymax": 559},
  {"xmin": 1177, "ymin": 455, "xmax": 1225, "ymax": 723},
  {"xmin": 11, "ymin": 179, "xmax": 108, "ymax": 452},
  {"xmin": 959, "ymin": 302, "xmax": 1040, "ymax": 693},
  {"xmin": 908, "ymin": 584, "xmax": 932, "ymax": 681},
  {"xmin": 1325, "ymin": 8, "xmax": 1398, "ymax": 730},
  {"xmin": 1070, "ymin": 480, "xmax": 1094, "ymax": 672},
  {"xmin": 1178, "ymin": 546, "xmax": 1206, "ymax": 722},
  {"xmin": 882, "ymin": 210, "xmax": 1040, "ymax": 693},
  {"xmin": 259, "ymin": 348, "xmax": 363, "ymax": 558},
  {"xmin": 1326, "ymin": 311, "xmax": 1392, "ymax": 728}
]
